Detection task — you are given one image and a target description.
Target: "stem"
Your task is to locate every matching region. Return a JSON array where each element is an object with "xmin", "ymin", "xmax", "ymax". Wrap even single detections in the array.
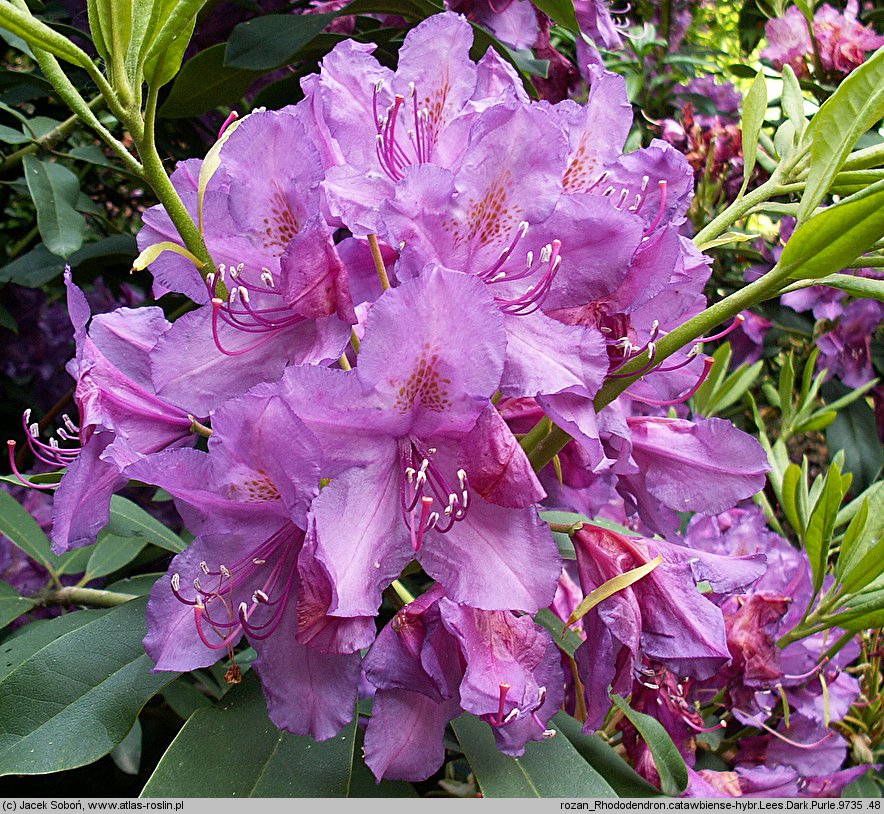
[
  {"xmin": 0, "ymin": 97, "xmax": 105, "ymax": 173},
  {"xmin": 37, "ymin": 586, "xmax": 137, "ymax": 608},
  {"xmin": 693, "ymin": 175, "xmax": 787, "ymax": 248},
  {"xmin": 519, "ymin": 416, "xmax": 551, "ymax": 454},
  {"xmin": 823, "ymin": 629, "xmax": 857, "ymax": 662},
  {"xmin": 368, "ymin": 233, "xmax": 391, "ymax": 291},
  {"xmin": 135, "ymin": 84, "xmax": 212, "ymax": 271}
]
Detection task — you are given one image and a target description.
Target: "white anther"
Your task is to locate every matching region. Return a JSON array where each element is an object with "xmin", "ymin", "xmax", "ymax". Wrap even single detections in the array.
[
  {"xmin": 375, "ymin": 134, "xmax": 384, "ymax": 146},
  {"xmin": 427, "ymin": 511, "xmax": 440, "ymax": 528},
  {"xmin": 405, "ymin": 467, "xmax": 415, "ymax": 483},
  {"xmin": 600, "ymin": 326, "xmax": 612, "ymax": 334},
  {"xmin": 229, "ymin": 265, "xmax": 239, "ymax": 279},
  {"xmin": 229, "ymin": 287, "xmax": 238, "ymax": 304},
  {"xmin": 642, "ymin": 681, "xmax": 660, "ymax": 690},
  {"xmin": 206, "ymin": 272, "xmax": 215, "ymax": 290},
  {"xmin": 491, "ymin": 272, "xmax": 506, "ymax": 282},
  {"xmin": 238, "ymin": 601, "xmax": 249, "ymax": 619},
  {"xmin": 656, "ymin": 697, "xmax": 663, "ymax": 706},
  {"xmin": 525, "ymin": 251, "xmax": 534, "ymax": 269},
  {"xmin": 49, "ymin": 438, "xmax": 59, "ymax": 449},
  {"xmin": 218, "ymin": 263, "xmax": 226, "ymax": 278},
  {"xmin": 408, "ymin": 81, "xmax": 415, "ymax": 97},
  {"xmin": 193, "ymin": 577, "xmax": 203, "ymax": 591},
  {"xmin": 552, "ymin": 256, "xmax": 562, "ymax": 273},
  {"xmin": 517, "ymin": 220, "xmax": 529, "ymax": 238},
  {"xmin": 29, "ymin": 422, "xmax": 39, "ymax": 438},
  {"xmin": 239, "ymin": 287, "xmax": 250, "ymax": 304},
  {"xmin": 220, "ymin": 565, "xmax": 231, "ymax": 579},
  {"xmin": 629, "ymin": 193, "xmax": 642, "ymax": 211},
  {"xmin": 617, "ymin": 188, "xmax": 629, "ymax": 208},
  {"xmin": 171, "ymin": 573, "xmax": 181, "ymax": 590},
  {"xmin": 418, "ymin": 458, "xmax": 430, "ymax": 474},
  {"xmin": 23, "ymin": 408, "xmax": 31, "ymax": 423},
  {"xmin": 253, "ymin": 558, "xmax": 266, "ymax": 565},
  {"xmin": 537, "ymin": 686, "xmax": 547, "ymax": 706},
  {"xmin": 415, "ymin": 470, "xmax": 427, "ymax": 489},
  {"xmin": 57, "ymin": 428, "xmax": 74, "ymax": 441},
  {"xmin": 457, "ymin": 469, "xmax": 467, "ymax": 489},
  {"xmin": 375, "ymin": 79, "xmax": 384, "ymax": 93},
  {"xmin": 253, "ymin": 589, "xmax": 269, "ymax": 603},
  {"xmin": 542, "ymin": 729, "xmax": 556, "ymax": 739},
  {"xmin": 236, "ymin": 263, "xmax": 244, "ymax": 274},
  {"xmin": 603, "ymin": 185, "xmax": 616, "ymax": 197},
  {"xmin": 399, "ymin": 240, "xmax": 406, "ymax": 251},
  {"xmin": 677, "ymin": 683, "xmax": 684, "ymax": 695},
  {"xmin": 539, "ymin": 244, "xmax": 552, "ymax": 263},
  {"xmin": 419, "ymin": 108, "xmax": 430, "ymax": 121},
  {"xmin": 428, "ymin": 447, "xmax": 437, "ymax": 455},
  {"xmin": 199, "ymin": 561, "xmax": 210, "ymax": 574},
  {"xmin": 503, "ymin": 708, "xmax": 520, "ymax": 725},
  {"xmin": 373, "ymin": 560, "xmax": 381, "ymax": 569},
  {"xmin": 444, "ymin": 494, "xmax": 457, "ymax": 516},
  {"xmin": 640, "ymin": 175, "xmax": 650, "ymax": 192},
  {"xmin": 687, "ymin": 557, "xmax": 699, "ymax": 564}
]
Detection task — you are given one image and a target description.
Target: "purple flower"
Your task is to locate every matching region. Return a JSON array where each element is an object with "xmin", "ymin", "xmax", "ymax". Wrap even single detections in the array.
[
  {"xmin": 363, "ymin": 585, "xmax": 563, "ymax": 781},
  {"xmin": 138, "ymin": 108, "xmax": 355, "ymax": 414},
  {"xmin": 816, "ymin": 298, "xmax": 884, "ymax": 388},
  {"xmin": 125, "ymin": 389, "xmax": 364, "ymax": 740},
  {"xmin": 762, "ymin": 5, "xmax": 813, "ymax": 76},
  {"xmin": 570, "ymin": 524, "xmax": 760, "ymax": 730},
  {"xmin": 11, "ymin": 273, "xmax": 199, "ymax": 552},
  {"xmin": 274, "ymin": 268, "xmax": 560, "ymax": 618},
  {"xmin": 445, "ymin": 0, "xmax": 539, "ymax": 50},
  {"xmin": 730, "ymin": 311, "xmax": 771, "ymax": 366},
  {"xmin": 814, "ymin": 0, "xmax": 884, "ymax": 74}
]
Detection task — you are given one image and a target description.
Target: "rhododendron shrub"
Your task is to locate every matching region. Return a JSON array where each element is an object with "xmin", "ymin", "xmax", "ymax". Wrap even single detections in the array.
[{"xmin": 0, "ymin": 0, "xmax": 882, "ymax": 800}]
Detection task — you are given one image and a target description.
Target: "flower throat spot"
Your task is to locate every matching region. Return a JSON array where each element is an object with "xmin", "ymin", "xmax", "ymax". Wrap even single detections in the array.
[
  {"xmin": 261, "ymin": 187, "xmax": 301, "ymax": 253},
  {"xmin": 231, "ymin": 470, "xmax": 281, "ymax": 502},
  {"xmin": 394, "ymin": 344, "xmax": 452, "ymax": 413}
]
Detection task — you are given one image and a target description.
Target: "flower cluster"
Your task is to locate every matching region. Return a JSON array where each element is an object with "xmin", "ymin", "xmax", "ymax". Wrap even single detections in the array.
[
  {"xmin": 762, "ymin": 0, "xmax": 884, "ymax": 77},
  {"xmin": 20, "ymin": 12, "xmax": 850, "ymax": 788}
]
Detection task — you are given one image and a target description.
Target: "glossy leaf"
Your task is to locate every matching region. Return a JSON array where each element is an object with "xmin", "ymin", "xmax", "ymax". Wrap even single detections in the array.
[
  {"xmin": 0, "ymin": 598, "xmax": 177, "ymax": 776},
  {"xmin": 778, "ymin": 178, "xmax": 884, "ymax": 281},
  {"xmin": 739, "ymin": 70, "xmax": 767, "ymax": 197},
  {"xmin": 530, "ymin": 0, "xmax": 579, "ymax": 31},
  {"xmin": 85, "ymin": 531, "xmax": 147, "ymax": 580},
  {"xmin": 0, "ymin": 488, "xmax": 55, "ymax": 572},
  {"xmin": 554, "ymin": 712, "xmax": 663, "ymax": 797},
  {"xmin": 110, "ymin": 719, "xmax": 142, "ymax": 776},
  {"xmin": 142, "ymin": 672, "xmax": 414, "ymax": 797},
  {"xmin": 224, "ymin": 13, "xmax": 338, "ymax": 70},
  {"xmin": 159, "ymin": 44, "xmax": 263, "ymax": 119},
  {"xmin": 798, "ymin": 46, "xmax": 884, "ymax": 222},
  {"xmin": 452, "ymin": 712, "xmax": 617, "ymax": 797},
  {"xmin": 793, "ymin": 273, "xmax": 884, "ymax": 302},
  {"xmin": 22, "ymin": 154, "xmax": 85, "ymax": 258},
  {"xmin": 803, "ymin": 462, "xmax": 849, "ymax": 593},
  {"xmin": 107, "ymin": 495, "xmax": 186, "ymax": 554},
  {"xmin": 0, "ymin": 580, "xmax": 36, "ymax": 628},
  {"xmin": 610, "ymin": 695, "xmax": 689, "ymax": 797},
  {"xmin": 826, "ymin": 388, "xmax": 884, "ymax": 495},
  {"xmin": 838, "ymin": 492, "xmax": 884, "ymax": 595}
]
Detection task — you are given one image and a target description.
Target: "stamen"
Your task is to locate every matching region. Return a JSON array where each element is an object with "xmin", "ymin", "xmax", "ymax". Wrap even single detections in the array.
[
  {"xmin": 643, "ymin": 180, "xmax": 668, "ymax": 236},
  {"xmin": 218, "ymin": 110, "xmax": 239, "ymax": 139},
  {"xmin": 697, "ymin": 313, "xmax": 745, "ymax": 343},
  {"xmin": 628, "ymin": 357, "xmax": 714, "ymax": 407}
]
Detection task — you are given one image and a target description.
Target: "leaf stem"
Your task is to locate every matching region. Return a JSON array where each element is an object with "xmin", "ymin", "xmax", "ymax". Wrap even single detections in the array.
[{"xmin": 37, "ymin": 586, "xmax": 138, "ymax": 608}]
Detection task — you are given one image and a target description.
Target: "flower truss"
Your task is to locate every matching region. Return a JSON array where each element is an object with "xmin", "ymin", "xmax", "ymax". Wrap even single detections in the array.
[{"xmin": 11, "ymin": 10, "xmax": 873, "ymax": 796}]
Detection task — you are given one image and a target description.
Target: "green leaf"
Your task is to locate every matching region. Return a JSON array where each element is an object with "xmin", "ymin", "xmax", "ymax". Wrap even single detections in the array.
[
  {"xmin": 803, "ymin": 463, "xmax": 848, "ymax": 593},
  {"xmin": 22, "ymin": 154, "xmax": 85, "ymax": 258},
  {"xmin": 451, "ymin": 712, "xmax": 617, "ymax": 797},
  {"xmin": 0, "ymin": 302, "xmax": 17, "ymax": 333},
  {"xmin": 0, "ymin": 598, "xmax": 178, "ymax": 776},
  {"xmin": 159, "ymin": 44, "xmax": 263, "ymax": 118},
  {"xmin": 85, "ymin": 531, "xmax": 147, "ymax": 580},
  {"xmin": 780, "ymin": 463, "xmax": 804, "ymax": 535},
  {"xmin": 0, "ymin": 123, "xmax": 30, "ymax": 144},
  {"xmin": 553, "ymin": 713, "xmax": 664, "ymax": 797},
  {"xmin": 796, "ymin": 273, "xmax": 884, "ymax": 302},
  {"xmin": 739, "ymin": 70, "xmax": 767, "ymax": 197},
  {"xmin": 530, "ymin": 0, "xmax": 579, "ymax": 31},
  {"xmin": 0, "ymin": 580, "xmax": 36, "ymax": 627},
  {"xmin": 778, "ymin": 178, "xmax": 884, "ymax": 281},
  {"xmin": 798, "ymin": 46, "xmax": 884, "ymax": 223},
  {"xmin": 780, "ymin": 64, "xmax": 806, "ymax": 137},
  {"xmin": 839, "ymin": 494, "xmax": 884, "ymax": 595},
  {"xmin": 143, "ymin": 3, "xmax": 197, "ymax": 89},
  {"xmin": 107, "ymin": 495, "xmax": 186, "ymax": 554},
  {"xmin": 826, "ymin": 388, "xmax": 884, "ymax": 495},
  {"xmin": 778, "ymin": 352, "xmax": 795, "ymax": 431},
  {"xmin": 110, "ymin": 718, "xmax": 142, "ymax": 776},
  {"xmin": 106, "ymin": 572, "xmax": 164, "ymax": 597},
  {"xmin": 694, "ymin": 231, "xmax": 759, "ymax": 252},
  {"xmin": 160, "ymin": 677, "xmax": 213, "ymax": 720},
  {"xmin": 0, "ymin": 488, "xmax": 55, "ymax": 572},
  {"xmin": 224, "ymin": 13, "xmax": 338, "ymax": 70},
  {"xmin": 610, "ymin": 695, "xmax": 689, "ymax": 797},
  {"xmin": 143, "ymin": 672, "xmax": 414, "ymax": 796},
  {"xmin": 533, "ymin": 608, "xmax": 585, "ymax": 658}
]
